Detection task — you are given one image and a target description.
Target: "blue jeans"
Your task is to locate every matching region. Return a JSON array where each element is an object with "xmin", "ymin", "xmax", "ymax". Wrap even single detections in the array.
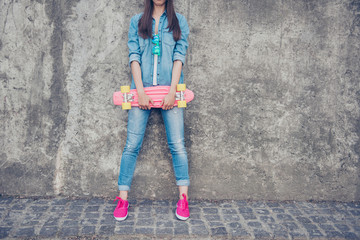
[{"xmin": 118, "ymin": 107, "xmax": 190, "ymax": 191}]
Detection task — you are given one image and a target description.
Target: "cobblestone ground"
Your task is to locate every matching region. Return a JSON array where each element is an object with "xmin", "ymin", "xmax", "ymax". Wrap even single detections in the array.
[{"xmin": 0, "ymin": 196, "xmax": 359, "ymax": 239}]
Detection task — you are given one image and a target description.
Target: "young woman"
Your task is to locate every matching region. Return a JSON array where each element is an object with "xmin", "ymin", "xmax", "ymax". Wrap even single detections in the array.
[{"xmin": 113, "ymin": 0, "xmax": 190, "ymax": 221}]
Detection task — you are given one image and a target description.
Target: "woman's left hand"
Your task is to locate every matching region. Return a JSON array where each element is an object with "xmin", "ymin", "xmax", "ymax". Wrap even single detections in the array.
[{"xmin": 161, "ymin": 92, "xmax": 176, "ymax": 110}]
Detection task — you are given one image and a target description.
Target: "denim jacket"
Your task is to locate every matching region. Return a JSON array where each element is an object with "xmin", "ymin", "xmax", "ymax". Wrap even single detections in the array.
[{"xmin": 128, "ymin": 11, "xmax": 189, "ymax": 89}]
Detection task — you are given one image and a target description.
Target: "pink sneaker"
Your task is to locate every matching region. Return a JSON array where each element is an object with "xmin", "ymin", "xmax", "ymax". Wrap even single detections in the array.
[
  {"xmin": 176, "ymin": 193, "xmax": 190, "ymax": 220},
  {"xmin": 113, "ymin": 197, "xmax": 129, "ymax": 221}
]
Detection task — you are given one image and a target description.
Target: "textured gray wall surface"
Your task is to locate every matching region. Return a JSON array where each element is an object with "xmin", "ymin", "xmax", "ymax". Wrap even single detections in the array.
[{"xmin": 1, "ymin": 0, "xmax": 359, "ymax": 201}]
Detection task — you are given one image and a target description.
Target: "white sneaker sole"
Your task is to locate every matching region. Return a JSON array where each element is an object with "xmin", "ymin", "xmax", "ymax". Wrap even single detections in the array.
[
  {"xmin": 175, "ymin": 210, "xmax": 189, "ymax": 221},
  {"xmin": 114, "ymin": 213, "xmax": 128, "ymax": 221}
]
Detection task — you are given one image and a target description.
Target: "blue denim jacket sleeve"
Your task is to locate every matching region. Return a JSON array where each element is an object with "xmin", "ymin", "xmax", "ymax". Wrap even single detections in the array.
[
  {"xmin": 173, "ymin": 14, "xmax": 189, "ymax": 65},
  {"xmin": 128, "ymin": 14, "xmax": 142, "ymax": 66}
]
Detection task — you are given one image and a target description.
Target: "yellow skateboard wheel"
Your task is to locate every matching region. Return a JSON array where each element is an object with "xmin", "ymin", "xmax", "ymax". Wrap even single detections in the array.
[
  {"xmin": 121, "ymin": 86, "xmax": 130, "ymax": 93},
  {"xmin": 177, "ymin": 84, "xmax": 186, "ymax": 92},
  {"xmin": 177, "ymin": 100, "xmax": 187, "ymax": 108},
  {"xmin": 122, "ymin": 102, "xmax": 131, "ymax": 110}
]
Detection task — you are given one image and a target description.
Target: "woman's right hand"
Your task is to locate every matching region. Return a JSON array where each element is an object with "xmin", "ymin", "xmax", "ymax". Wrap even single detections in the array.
[{"xmin": 137, "ymin": 92, "xmax": 154, "ymax": 110}]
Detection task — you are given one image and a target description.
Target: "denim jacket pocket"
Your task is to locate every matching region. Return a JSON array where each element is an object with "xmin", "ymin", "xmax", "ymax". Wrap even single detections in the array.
[{"xmin": 162, "ymin": 30, "xmax": 176, "ymax": 46}]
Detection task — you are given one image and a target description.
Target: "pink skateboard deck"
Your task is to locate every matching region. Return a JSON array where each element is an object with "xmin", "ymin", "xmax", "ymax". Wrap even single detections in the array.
[{"xmin": 113, "ymin": 86, "xmax": 194, "ymax": 108}]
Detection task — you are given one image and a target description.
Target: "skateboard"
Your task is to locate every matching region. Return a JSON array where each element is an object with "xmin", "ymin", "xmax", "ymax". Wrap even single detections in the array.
[{"xmin": 113, "ymin": 84, "xmax": 194, "ymax": 110}]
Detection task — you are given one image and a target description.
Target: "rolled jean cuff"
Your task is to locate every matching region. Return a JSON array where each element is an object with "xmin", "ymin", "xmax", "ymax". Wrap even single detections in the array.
[
  {"xmin": 118, "ymin": 185, "xmax": 130, "ymax": 191},
  {"xmin": 176, "ymin": 179, "xmax": 190, "ymax": 186}
]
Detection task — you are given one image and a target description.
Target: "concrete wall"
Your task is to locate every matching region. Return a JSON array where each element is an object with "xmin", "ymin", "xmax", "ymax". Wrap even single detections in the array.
[{"xmin": 1, "ymin": 0, "xmax": 359, "ymax": 201}]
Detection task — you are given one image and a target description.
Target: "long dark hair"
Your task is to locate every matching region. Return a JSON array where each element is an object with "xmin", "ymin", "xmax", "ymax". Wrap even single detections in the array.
[{"xmin": 138, "ymin": 0, "xmax": 181, "ymax": 41}]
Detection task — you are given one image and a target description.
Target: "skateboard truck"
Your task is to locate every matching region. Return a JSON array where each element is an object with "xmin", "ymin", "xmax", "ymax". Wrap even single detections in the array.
[
  {"xmin": 176, "ymin": 84, "xmax": 187, "ymax": 108},
  {"xmin": 121, "ymin": 86, "xmax": 132, "ymax": 110}
]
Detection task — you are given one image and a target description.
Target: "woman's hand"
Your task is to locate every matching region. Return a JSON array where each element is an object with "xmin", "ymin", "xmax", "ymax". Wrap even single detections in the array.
[
  {"xmin": 161, "ymin": 91, "xmax": 176, "ymax": 110},
  {"xmin": 138, "ymin": 92, "xmax": 154, "ymax": 110}
]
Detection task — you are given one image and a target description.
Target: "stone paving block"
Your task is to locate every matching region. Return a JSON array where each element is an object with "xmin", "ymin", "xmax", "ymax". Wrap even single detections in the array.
[
  {"xmin": 267, "ymin": 202, "xmax": 281, "ymax": 208},
  {"xmin": 260, "ymin": 215, "xmax": 275, "ymax": 223},
  {"xmin": 157, "ymin": 220, "xmax": 174, "ymax": 228},
  {"xmin": 210, "ymin": 226, "xmax": 227, "ymax": 236},
  {"xmin": 253, "ymin": 228, "xmax": 271, "ymax": 238},
  {"xmin": 32, "ymin": 199, "xmax": 49, "ymax": 205},
  {"xmin": 302, "ymin": 223, "xmax": 319, "ymax": 230},
  {"xmin": 101, "ymin": 213, "xmax": 116, "ymax": 224},
  {"xmin": 191, "ymin": 225, "xmax": 209, "ymax": 235},
  {"xmin": 154, "ymin": 207, "xmax": 169, "ymax": 214},
  {"xmin": 30, "ymin": 205, "xmax": 49, "ymax": 212},
  {"xmin": 350, "ymin": 210, "xmax": 360, "ymax": 217},
  {"xmin": 189, "ymin": 206, "xmax": 201, "ymax": 213},
  {"xmin": 219, "ymin": 202, "xmax": 233, "ymax": 208},
  {"xmin": 138, "ymin": 212, "xmax": 152, "ymax": 218},
  {"xmin": 281, "ymin": 221, "xmax": 299, "ymax": 231},
  {"xmin": 273, "ymin": 230, "xmax": 289, "ymax": 239},
  {"xmin": 0, "ymin": 198, "xmax": 13, "ymax": 205},
  {"xmin": 189, "ymin": 213, "xmax": 201, "ymax": 220},
  {"xmin": 88, "ymin": 198, "xmax": 105, "ymax": 205},
  {"xmin": 239, "ymin": 206, "xmax": 253, "ymax": 213},
  {"xmin": 11, "ymin": 204, "xmax": 26, "ymax": 210},
  {"xmin": 230, "ymin": 228, "xmax": 250, "ymax": 237},
  {"xmin": 68, "ymin": 205, "xmax": 84, "ymax": 212},
  {"xmin": 137, "ymin": 199, "xmax": 154, "ymax": 206},
  {"xmin": 152, "ymin": 200, "xmax": 170, "ymax": 206},
  {"xmin": 0, "ymin": 227, "xmax": 11, "ymax": 239},
  {"xmin": 204, "ymin": 214, "xmax": 221, "ymax": 221},
  {"xmin": 271, "ymin": 208, "xmax": 285, "ymax": 213},
  {"xmin": 288, "ymin": 208, "xmax": 303, "ymax": 216},
  {"xmin": 221, "ymin": 208, "xmax": 237, "ymax": 214},
  {"xmin": 82, "ymin": 225, "xmax": 96, "ymax": 235},
  {"xmin": 86, "ymin": 205, "xmax": 100, "ymax": 212},
  {"xmin": 59, "ymin": 227, "xmax": 79, "ymax": 237},
  {"xmin": 307, "ymin": 229, "xmax": 324, "ymax": 238},
  {"xmin": 70, "ymin": 199, "xmax": 88, "ymax": 205},
  {"xmin": 325, "ymin": 230, "xmax": 344, "ymax": 238},
  {"xmin": 280, "ymin": 202, "xmax": 297, "ymax": 209},
  {"xmin": 115, "ymin": 226, "xmax": 134, "ymax": 235},
  {"xmin": 319, "ymin": 224, "xmax": 336, "ymax": 231},
  {"xmin": 248, "ymin": 221, "xmax": 262, "ymax": 228},
  {"xmin": 103, "ymin": 205, "xmax": 114, "ymax": 213},
  {"xmin": 296, "ymin": 216, "xmax": 312, "ymax": 224},
  {"xmin": 203, "ymin": 207, "xmax": 218, "ymax": 214},
  {"xmin": 343, "ymin": 232, "xmax": 359, "ymax": 239},
  {"xmin": 136, "ymin": 218, "xmax": 154, "ymax": 226},
  {"xmin": 39, "ymin": 226, "xmax": 58, "ymax": 237},
  {"xmin": 135, "ymin": 227, "xmax": 154, "ymax": 235},
  {"xmin": 236, "ymin": 200, "xmax": 248, "ymax": 207},
  {"xmin": 222, "ymin": 214, "xmax": 241, "ymax": 222},
  {"xmin": 277, "ymin": 213, "xmax": 295, "ymax": 221},
  {"xmin": 335, "ymin": 223, "xmax": 351, "ymax": 232},
  {"xmin": 62, "ymin": 220, "xmax": 78, "ymax": 227},
  {"xmin": 302, "ymin": 208, "xmax": 320, "ymax": 214},
  {"xmin": 241, "ymin": 213, "xmax": 257, "ymax": 220},
  {"xmin": 310, "ymin": 215, "xmax": 328, "ymax": 223},
  {"xmin": 51, "ymin": 198, "xmax": 69, "ymax": 205},
  {"xmin": 65, "ymin": 212, "xmax": 82, "ymax": 220},
  {"xmin": 289, "ymin": 231, "xmax": 307, "ymax": 239},
  {"xmin": 139, "ymin": 206, "xmax": 152, "ymax": 212},
  {"xmin": 85, "ymin": 212, "xmax": 100, "ymax": 219},
  {"xmin": 44, "ymin": 216, "xmax": 60, "ymax": 226},
  {"xmin": 50, "ymin": 205, "xmax": 65, "ymax": 212},
  {"xmin": 115, "ymin": 220, "xmax": 135, "ymax": 227},
  {"xmin": 249, "ymin": 201, "xmax": 268, "ymax": 208},
  {"xmin": 99, "ymin": 225, "xmax": 115, "ymax": 235},
  {"xmin": 255, "ymin": 209, "xmax": 270, "ymax": 215},
  {"xmin": 156, "ymin": 227, "xmax": 173, "ymax": 236},
  {"xmin": 208, "ymin": 221, "xmax": 225, "ymax": 227}
]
